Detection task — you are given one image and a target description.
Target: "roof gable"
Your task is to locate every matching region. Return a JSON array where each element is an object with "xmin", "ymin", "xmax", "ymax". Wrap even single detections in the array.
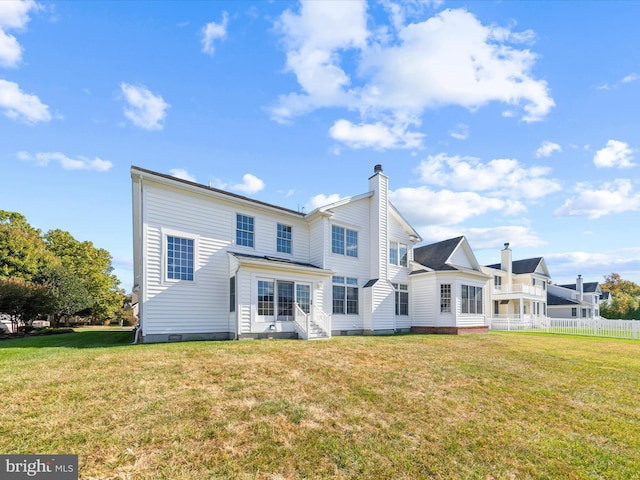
[
  {"xmin": 485, "ymin": 257, "xmax": 550, "ymax": 276},
  {"xmin": 414, "ymin": 236, "xmax": 482, "ymax": 273}
]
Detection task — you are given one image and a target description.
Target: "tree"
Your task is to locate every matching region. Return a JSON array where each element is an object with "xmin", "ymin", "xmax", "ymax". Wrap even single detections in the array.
[
  {"xmin": 35, "ymin": 265, "xmax": 93, "ymax": 326},
  {"xmin": 0, "ymin": 210, "xmax": 58, "ymax": 281},
  {"xmin": 44, "ymin": 229, "xmax": 124, "ymax": 322},
  {"xmin": 600, "ymin": 273, "xmax": 640, "ymax": 320},
  {"xmin": 0, "ymin": 277, "xmax": 50, "ymax": 333}
]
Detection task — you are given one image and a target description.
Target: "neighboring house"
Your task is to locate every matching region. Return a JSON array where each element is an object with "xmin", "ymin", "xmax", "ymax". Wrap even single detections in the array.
[
  {"xmin": 410, "ymin": 236, "xmax": 491, "ymax": 334},
  {"xmin": 547, "ymin": 275, "xmax": 602, "ymax": 320},
  {"xmin": 131, "ymin": 164, "xmax": 423, "ymax": 343},
  {"xmin": 482, "ymin": 243, "xmax": 550, "ymax": 325},
  {"xmin": 600, "ymin": 290, "xmax": 612, "ymax": 307}
]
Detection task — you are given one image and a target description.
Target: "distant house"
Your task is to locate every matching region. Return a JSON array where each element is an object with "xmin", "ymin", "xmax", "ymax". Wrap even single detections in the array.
[
  {"xmin": 131, "ymin": 164, "xmax": 430, "ymax": 343},
  {"xmin": 482, "ymin": 243, "xmax": 550, "ymax": 325},
  {"xmin": 600, "ymin": 290, "xmax": 612, "ymax": 307},
  {"xmin": 547, "ymin": 275, "xmax": 602, "ymax": 320},
  {"xmin": 410, "ymin": 236, "xmax": 490, "ymax": 334}
]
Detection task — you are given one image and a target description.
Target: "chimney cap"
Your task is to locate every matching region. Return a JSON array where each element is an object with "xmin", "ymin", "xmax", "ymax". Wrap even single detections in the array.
[
  {"xmin": 374, "ymin": 164, "xmax": 383, "ymax": 174},
  {"xmin": 504, "ymin": 242, "xmax": 510, "ymax": 249}
]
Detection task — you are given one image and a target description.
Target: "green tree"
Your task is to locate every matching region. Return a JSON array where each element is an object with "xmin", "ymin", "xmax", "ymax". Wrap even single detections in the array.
[
  {"xmin": 600, "ymin": 273, "xmax": 640, "ymax": 320},
  {"xmin": 0, "ymin": 277, "xmax": 50, "ymax": 333},
  {"xmin": 44, "ymin": 229, "xmax": 124, "ymax": 322},
  {"xmin": 0, "ymin": 210, "xmax": 58, "ymax": 281},
  {"xmin": 35, "ymin": 265, "xmax": 93, "ymax": 326}
]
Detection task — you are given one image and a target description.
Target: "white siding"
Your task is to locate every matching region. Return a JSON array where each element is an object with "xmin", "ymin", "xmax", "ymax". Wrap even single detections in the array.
[
  {"xmin": 410, "ymin": 274, "xmax": 438, "ymax": 327},
  {"xmin": 449, "ymin": 245, "xmax": 474, "ymax": 270},
  {"xmin": 141, "ymin": 179, "xmax": 308, "ymax": 337}
]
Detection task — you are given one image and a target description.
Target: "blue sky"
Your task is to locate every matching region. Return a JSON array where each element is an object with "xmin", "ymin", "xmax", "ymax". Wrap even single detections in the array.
[{"xmin": 2, "ymin": 0, "xmax": 640, "ymax": 292}]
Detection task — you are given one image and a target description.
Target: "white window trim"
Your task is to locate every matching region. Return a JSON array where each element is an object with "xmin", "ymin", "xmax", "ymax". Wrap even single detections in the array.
[
  {"xmin": 161, "ymin": 227, "xmax": 199, "ymax": 284},
  {"xmin": 235, "ymin": 212, "xmax": 255, "ymax": 249},
  {"xmin": 331, "ymin": 224, "xmax": 359, "ymax": 259},
  {"xmin": 276, "ymin": 223, "xmax": 293, "ymax": 256}
]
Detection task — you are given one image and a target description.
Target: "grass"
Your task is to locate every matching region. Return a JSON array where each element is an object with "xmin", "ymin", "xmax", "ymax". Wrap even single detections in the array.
[{"xmin": 1, "ymin": 331, "xmax": 639, "ymax": 479}]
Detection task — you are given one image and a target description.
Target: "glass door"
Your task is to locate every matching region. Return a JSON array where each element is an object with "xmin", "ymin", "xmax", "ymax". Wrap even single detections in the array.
[
  {"xmin": 296, "ymin": 283, "xmax": 311, "ymax": 314},
  {"xmin": 277, "ymin": 281, "xmax": 294, "ymax": 321}
]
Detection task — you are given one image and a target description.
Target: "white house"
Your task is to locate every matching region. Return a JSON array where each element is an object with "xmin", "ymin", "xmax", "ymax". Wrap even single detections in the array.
[
  {"xmin": 547, "ymin": 275, "xmax": 602, "ymax": 320},
  {"xmin": 410, "ymin": 236, "xmax": 491, "ymax": 334},
  {"xmin": 131, "ymin": 164, "xmax": 426, "ymax": 343},
  {"xmin": 482, "ymin": 243, "xmax": 550, "ymax": 326}
]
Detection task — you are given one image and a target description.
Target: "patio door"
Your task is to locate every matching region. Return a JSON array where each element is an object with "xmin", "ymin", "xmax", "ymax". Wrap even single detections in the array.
[
  {"xmin": 258, "ymin": 279, "xmax": 312, "ymax": 322},
  {"xmin": 277, "ymin": 281, "xmax": 294, "ymax": 321},
  {"xmin": 296, "ymin": 283, "xmax": 311, "ymax": 314}
]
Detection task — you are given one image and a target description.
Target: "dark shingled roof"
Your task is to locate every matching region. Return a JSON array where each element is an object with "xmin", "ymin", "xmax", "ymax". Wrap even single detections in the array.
[
  {"xmin": 558, "ymin": 282, "xmax": 600, "ymax": 293},
  {"xmin": 547, "ymin": 292, "xmax": 580, "ymax": 306},
  {"xmin": 413, "ymin": 236, "xmax": 464, "ymax": 271},
  {"xmin": 486, "ymin": 257, "xmax": 544, "ymax": 275}
]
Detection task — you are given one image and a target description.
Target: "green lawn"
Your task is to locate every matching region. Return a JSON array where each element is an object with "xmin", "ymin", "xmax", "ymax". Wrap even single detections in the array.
[{"xmin": 1, "ymin": 331, "xmax": 639, "ymax": 479}]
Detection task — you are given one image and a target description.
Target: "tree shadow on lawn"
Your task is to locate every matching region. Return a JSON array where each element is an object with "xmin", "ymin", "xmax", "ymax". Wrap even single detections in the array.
[{"xmin": 0, "ymin": 329, "xmax": 135, "ymax": 349}]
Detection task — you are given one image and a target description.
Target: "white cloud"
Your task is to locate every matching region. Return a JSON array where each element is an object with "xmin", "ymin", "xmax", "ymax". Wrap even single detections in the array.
[
  {"xmin": 423, "ymin": 224, "xmax": 545, "ymax": 249},
  {"xmin": 622, "ymin": 73, "xmax": 640, "ymax": 84},
  {"xmin": 536, "ymin": 141, "xmax": 562, "ymax": 158},
  {"xmin": 544, "ymin": 248, "xmax": 640, "ymax": 285},
  {"xmin": 306, "ymin": 193, "xmax": 343, "ymax": 211},
  {"xmin": 231, "ymin": 173, "xmax": 265, "ymax": 194},
  {"xmin": 271, "ymin": 5, "xmax": 554, "ymax": 146},
  {"xmin": 201, "ymin": 11, "xmax": 228, "ymax": 56},
  {"xmin": 389, "ymin": 186, "xmax": 521, "ymax": 226},
  {"xmin": 0, "ymin": 0, "xmax": 39, "ymax": 68},
  {"xmin": 450, "ymin": 123, "xmax": 469, "ymax": 140},
  {"xmin": 170, "ymin": 168, "xmax": 196, "ymax": 182},
  {"xmin": 593, "ymin": 140, "xmax": 635, "ymax": 168},
  {"xmin": 18, "ymin": 151, "xmax": 113, "ymax": 172},
  {"xmin": 329, "ymin": 119, "xmax": 424, "ymax": 150},
  {"xmin": 554, "ymin": 179, "xmax": 640, "ymax": 219},
  {"xmin": 0, "ymin": 79, "xmax": 50, "ymax": 123},
  {"xmin": 270, "ymin": 0, "xmax": 368, "ymax": 122},
  {"xmin": 120, "ymin": 83, "xmax": 169, "ymax": 131},
  {"xmin": 416, "ymin": 153, "xmax": 561, "ymax": 199}
]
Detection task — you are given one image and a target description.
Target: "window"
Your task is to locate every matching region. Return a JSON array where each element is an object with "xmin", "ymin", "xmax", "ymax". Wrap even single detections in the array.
[
  {"xmin": 167, "ymin": 236, "xmax": 194, "ymax": 281},
  {"xmin": 440, "ymin": 284, "xmax": 451, "ymax": 313},
  {"xmin": 332, "ymin": 276, "xmax": 359, "ymax": 314},
  {"xmin": 258, "ymin": 280, "xmax": 274, "ymax": 316},
  {"xmin": 277, "ymin": 224, "xmax": 292, "ymax": 254},
  {"xmin": 229, "ymin": 276, "xmax": 236, "ymax": 312},
  {"xmin": 581, "ymin": 308, "xmax": 587, "ymax": 318},
  {"xmin": 462, "ymin": 285, "xmax": 483, "ymax": 314},
  {"xmin": 393, "ymin": 283, "xmax": 409, "ymax": 316},
  {"xmin": 389, "ymin": 242, "xmax": 408, "ymax": 267},
  {"xmin": 571, "ymin": 307, "xmax": 577, "ymax": 317},
  {"xmin": 494, "ymin": 276, "xmax": 502, "ymax": 290},
  {"xmin": 494, "ymin": 300, "xmax": 500, "ymax": 315},
  {"xmin": 390, "ymin": 243, "xmax": 398, "ymax": 265},
  {"xmin": 236, "ymin": 214, "xmax": 254, "ymax": 247},
  {"xmin": 332, "ymin": 225, "xmax": 358, "ymax": 257}
]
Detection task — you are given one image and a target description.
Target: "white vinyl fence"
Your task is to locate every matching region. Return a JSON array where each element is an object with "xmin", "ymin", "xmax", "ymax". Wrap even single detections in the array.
[{"xmin": 489, "ymin": 316, "xmax": 640, "ymax": 340}]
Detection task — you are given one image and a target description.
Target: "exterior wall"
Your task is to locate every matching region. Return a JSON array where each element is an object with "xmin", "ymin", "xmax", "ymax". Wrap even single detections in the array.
[
  {"xmin": 138, "ymin": 177, "xmax": 310, "ymax": 341},
  {"xmin": 410, "ymin": 272, "xmax": 487, "ymax": 329}
]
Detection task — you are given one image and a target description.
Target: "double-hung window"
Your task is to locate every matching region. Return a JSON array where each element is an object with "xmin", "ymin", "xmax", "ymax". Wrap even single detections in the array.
[
  {"xmin": 461, "ymin": 285, "xmax": 483, "ymax": 314},
  {"xmin": 332, "ymin": 225, "xmax": 358, "ymax": 258},
  {"xmin": 440, "ymin": 284, "xmax": 451, "ymax": 313},
  {"xmin": 167, "ymin": 235, "xmax": 194, "ymax": 281},
  {"xmin": 393, "ymin": 283, "xmax": 409, "ymax": 316},
  {"xmin": 277, "ymin": 224, "xmax": 292, "ymax": 254},
  {"xmin": 332, "ymin": 276, "xmax": 359, "ymax": 314},
  {"xmin": 236, "ymin": 214, "xmax": 254, "ymax": 247},
  {"xmin": 390, "ymin": 242, "xmax": 408, "ymax": 267}
]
